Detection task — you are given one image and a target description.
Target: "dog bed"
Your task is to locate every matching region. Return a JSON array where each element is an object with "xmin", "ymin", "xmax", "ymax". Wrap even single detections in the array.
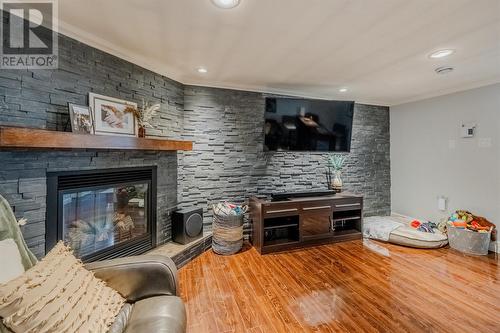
[{"xmin": 363, "ymin": 214, "xmax": 448, "ymax": 249}]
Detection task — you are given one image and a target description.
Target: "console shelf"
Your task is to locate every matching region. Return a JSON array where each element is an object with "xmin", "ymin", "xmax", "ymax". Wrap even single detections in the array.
[
  {"xmin": 0, "ymin": 127, "xmax": 193, "ymax": 151},
  {"xmin": 332, "ymin": 229, "xmax": 362, "ymax": 236},
  {"xmin": 331, "ymin": 216, "xmax": 361, "ymax": 222},
  {"xmin": 250, "ymin": 193, "xmax": 363, "ymax": 254},
  {"xmin": 264, "ymin": 223, "xmax": 298, "ymax": 230},
  {"xmin": 264, "ymin": 238, "xmax": 299, "ymax": 247}
]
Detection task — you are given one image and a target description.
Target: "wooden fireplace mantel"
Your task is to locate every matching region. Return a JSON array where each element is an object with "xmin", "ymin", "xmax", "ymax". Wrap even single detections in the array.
[{"xmin": 0, "ymin": 127, "xmax": 193, "ymax": 151}]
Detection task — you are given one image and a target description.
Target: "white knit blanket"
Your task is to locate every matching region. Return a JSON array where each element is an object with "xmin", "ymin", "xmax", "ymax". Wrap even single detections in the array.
[{"xmin": 363, "ymin": 216, "xmax": 403, "ymax": 241}]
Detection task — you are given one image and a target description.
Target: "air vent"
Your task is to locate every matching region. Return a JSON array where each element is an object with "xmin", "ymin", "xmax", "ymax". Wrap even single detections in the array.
[
  {"xmin": 55, "ymin": 168, "xmax": 154, "ymax": 190},
  {"xmin": 435, "ymin": 66, "xmax": 454, "ymax": 75}
]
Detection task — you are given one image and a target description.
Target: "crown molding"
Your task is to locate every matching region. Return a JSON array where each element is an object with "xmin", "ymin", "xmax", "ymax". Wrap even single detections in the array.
[{"xmin": 56, "ymin": 20, "xmax": 500, "ymax": 108}]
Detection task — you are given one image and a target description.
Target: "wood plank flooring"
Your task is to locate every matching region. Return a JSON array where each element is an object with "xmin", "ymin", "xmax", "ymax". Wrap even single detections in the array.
[{"xmin": 178, "ymin": 240, "xmax": 500, "ymax": 333}]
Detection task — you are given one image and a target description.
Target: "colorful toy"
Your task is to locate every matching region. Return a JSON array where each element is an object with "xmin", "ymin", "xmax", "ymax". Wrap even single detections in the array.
[
  {"xmin": 410, "ymin": 220, "xmax": 421, "ymax": 228},
  {"xmin": 417, "ymin": 222, "xmax": 435, "ymax": 233},
  {"xmin": 447, "ymin": 210, "xmax": 496, "ymax": 240},
  {"xmin": 450, "ymin": 221, "xmax": 467, "ymax": 228},
  {"xmin": 469, "ymin": 221, "xmax": 490, "ymax": 231},
  {"xmin": 409, "ymin": 220, "xmax": 436, "ymax": 233}
]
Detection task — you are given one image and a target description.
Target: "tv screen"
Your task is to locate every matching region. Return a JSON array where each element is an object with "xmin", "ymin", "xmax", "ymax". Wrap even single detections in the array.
[{"xmin": 264, "ymin": 97, "xmax": 354, "ymax": 152}]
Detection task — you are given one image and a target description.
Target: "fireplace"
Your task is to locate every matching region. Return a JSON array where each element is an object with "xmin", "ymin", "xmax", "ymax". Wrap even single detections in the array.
[{"xmin": 46, "ymin": 167, "xmax": 157, "ymax": 262}]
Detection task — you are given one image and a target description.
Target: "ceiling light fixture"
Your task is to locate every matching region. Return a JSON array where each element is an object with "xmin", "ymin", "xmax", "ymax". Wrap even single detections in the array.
[
  {"xmin": 197, "ymin": 67, "xmax": 208, "ymax": 74},
  {"xmin": 435, "ymin": 66, "xmax": 454, "ymax": 75},
  {"xmin": 429, "ymin": 49, "xmax": 455, "ymax": 59},
  {"xmin": 211, "ymin": 0, "xmax": 241, "ymax": 9},
  {"xmin": 339, "ymin": 88, "xmax": 348, "ymax": 93}
]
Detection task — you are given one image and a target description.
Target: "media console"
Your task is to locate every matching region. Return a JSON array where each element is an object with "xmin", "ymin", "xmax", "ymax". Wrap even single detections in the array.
[
  {"xmin": 249, "ymin": 193, "xmax": 363, "ymax": 254},
  {"xmin": 271, "ymin": 189, "xmax": 336, "ymax": 201}
]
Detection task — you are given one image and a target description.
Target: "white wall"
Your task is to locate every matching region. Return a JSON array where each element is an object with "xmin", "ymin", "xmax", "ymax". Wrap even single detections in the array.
[{"xmin": 391, "ymin": 83, "xmax": 500, "ymax": 250}]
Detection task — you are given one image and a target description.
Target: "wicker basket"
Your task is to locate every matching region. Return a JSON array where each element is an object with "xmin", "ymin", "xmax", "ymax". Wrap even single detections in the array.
[{"xmin": 212, "ymin": 210, "xmax": 244, "ymax": 255}]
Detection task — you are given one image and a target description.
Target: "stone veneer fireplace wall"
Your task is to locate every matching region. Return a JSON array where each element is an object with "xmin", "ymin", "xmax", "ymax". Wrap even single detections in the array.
[
  {"xmin": 0, "ymin": 151, "xmax": 177, "ymax": 258},
  {"xmin": 0, "ymin": 31, "xmax": 391, "ymax": 258},
  {"xmin": 0, "ymin": 33, "xmax": 184, "ymax": 258}
]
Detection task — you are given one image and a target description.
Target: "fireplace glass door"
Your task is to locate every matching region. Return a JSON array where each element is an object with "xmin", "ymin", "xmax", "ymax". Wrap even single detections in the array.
[{"xmin": 61, "ymin": 182, "xmax": 149, "ymax": 259}]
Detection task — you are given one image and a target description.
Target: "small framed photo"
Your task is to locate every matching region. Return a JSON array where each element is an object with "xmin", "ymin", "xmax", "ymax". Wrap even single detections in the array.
[
  {"xmin": 68, "ymin": 103, "xmax": 94, "ymax": 134},
  {"xmin": 89, "ymin": 93, "xmax": 138, "ymax": 137}
]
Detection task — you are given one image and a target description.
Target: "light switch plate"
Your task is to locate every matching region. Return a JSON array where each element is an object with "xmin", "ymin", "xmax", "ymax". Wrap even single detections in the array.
[
  {"xmin": 438, "ymin": 196, "xmax": 447, "ymax": 211},
  {"xmin": 461, "ymin": 123, "xmax": 476, "ymax": 138}
]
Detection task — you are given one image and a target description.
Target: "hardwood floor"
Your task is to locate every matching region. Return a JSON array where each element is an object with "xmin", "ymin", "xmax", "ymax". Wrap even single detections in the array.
[{"xmin": 178, "ymin": 240, "xmax": 500, "ymax": 333}]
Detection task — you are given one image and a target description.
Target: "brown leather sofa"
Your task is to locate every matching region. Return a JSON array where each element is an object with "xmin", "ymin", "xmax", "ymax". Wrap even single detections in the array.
[
  {"xmin": 86, "ymin": 255, "xmax": 187, "ymax": 333},
  {"xmin": 0, "ymin": 194, "xmax": 186, "ymax": 333}
]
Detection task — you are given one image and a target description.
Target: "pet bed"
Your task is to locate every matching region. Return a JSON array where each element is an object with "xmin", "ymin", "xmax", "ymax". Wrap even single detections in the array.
[{"xmin": 363, "ymin": 214, "xmax": 448, "ymax": 249}]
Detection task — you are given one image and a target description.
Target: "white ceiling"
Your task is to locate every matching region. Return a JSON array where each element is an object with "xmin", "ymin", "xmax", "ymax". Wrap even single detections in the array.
[{"xmin": 59, "ymin": 0, "xmax": 500, "ymax": 106}]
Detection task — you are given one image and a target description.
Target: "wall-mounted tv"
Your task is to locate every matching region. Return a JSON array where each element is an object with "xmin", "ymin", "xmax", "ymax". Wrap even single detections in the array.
[{"xmin": 264, "ymin": 97, "xmax": 355, "ymax": 152}]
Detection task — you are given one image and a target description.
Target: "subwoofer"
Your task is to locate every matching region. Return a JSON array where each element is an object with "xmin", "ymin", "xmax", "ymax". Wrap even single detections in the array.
[{"xmin": 172, "ymin": 208, "xmax": 204, "ymax": 245}]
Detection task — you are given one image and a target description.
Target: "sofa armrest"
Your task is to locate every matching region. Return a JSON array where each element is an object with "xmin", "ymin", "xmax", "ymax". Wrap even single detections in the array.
[{"xmin": 85, "ymin": 255, "xmax": 179, "ymax": 302}]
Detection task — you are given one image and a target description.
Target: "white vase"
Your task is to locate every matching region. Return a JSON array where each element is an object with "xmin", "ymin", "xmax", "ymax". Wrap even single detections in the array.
[{"xmin": 332, "ymin": 170, "xmax": 343, "ymax": 193}]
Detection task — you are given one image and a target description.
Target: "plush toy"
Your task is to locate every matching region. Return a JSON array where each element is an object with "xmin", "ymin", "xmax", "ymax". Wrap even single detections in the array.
[
  {"xmin": 473, "ymin": 215, "xmax": 497, "ymax": 241},
  {"xmin": 410, "ymin": 220, "xmax": 436, "ymax": 233},
  {"xmin": 456, "ymin": 210, "xmax": 474, "ymax": 223},
  {"xmin": 437, "ymin": 217, "xmax": 448, "ymax": 233},
  {"xmin": 447, "ymin": 210, "xmax": 496, "ymax": 241},
  {"xmin": 418, "ymin": 222, "xmax": 436, "ymax": 233},
  {"xmin": 451, "ymin": 221, "xmax": 467, "ymax": 228}
]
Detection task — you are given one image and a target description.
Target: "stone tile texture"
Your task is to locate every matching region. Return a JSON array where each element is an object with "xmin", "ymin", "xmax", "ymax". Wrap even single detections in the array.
[
  {"xmin": 0, "ymin": 34, "xmax": 183, "ymax": 258},
  {"xmin": 182, "ymin": 87, "xmax": 391, "ymax": 236},
  {"xmin": 0, "ymin": 33, "xmax": 390, "ymax": 258}
]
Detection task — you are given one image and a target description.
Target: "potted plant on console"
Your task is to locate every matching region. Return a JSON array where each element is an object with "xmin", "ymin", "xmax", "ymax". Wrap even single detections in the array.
[{"xmin": 326, "ymin": 154, "xmax": 346, "ymax": 193}]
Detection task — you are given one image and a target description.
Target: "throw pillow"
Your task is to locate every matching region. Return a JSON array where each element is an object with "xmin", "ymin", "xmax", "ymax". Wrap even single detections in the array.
[
  {"xmin": 0, "ymin": 239, "xmax": 24, "ymax": 284},
  {"xmin": 0, "ymin": 242, "xmax": 125, "ymax": 333}
]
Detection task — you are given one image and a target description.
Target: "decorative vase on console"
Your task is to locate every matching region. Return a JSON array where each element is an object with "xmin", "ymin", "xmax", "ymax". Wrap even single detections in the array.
[
  {"xmin": 332, "ymin": 170, "xmax": 343, "ymax": 193},
  {"xmin": 126, "ymin": 99, "xmax": 161, "ymax": 138},
  {"xmin": 326, "ymin": 154, "xmax": 346, "ymax": 193}
]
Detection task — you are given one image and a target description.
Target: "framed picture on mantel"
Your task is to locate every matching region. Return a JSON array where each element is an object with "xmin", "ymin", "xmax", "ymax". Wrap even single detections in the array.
[
  {"xmin": 68, "ymin": 103, "xmax": 94, "ymax": 135},
  {"xmin": 89, "ymin": 93, "xmax": 138, "ymax": 137}
]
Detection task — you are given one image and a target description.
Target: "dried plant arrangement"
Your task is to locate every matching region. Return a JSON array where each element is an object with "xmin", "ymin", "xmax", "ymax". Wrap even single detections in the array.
[{"xmin": 125, "ymin": 99, "xmax": 161, "ymax": 137}]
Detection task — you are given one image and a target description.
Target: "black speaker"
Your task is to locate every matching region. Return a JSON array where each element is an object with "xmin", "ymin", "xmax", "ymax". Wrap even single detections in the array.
[{"xmin": 172, "ymin": 208, "xmax": 203, "ymax": 245}]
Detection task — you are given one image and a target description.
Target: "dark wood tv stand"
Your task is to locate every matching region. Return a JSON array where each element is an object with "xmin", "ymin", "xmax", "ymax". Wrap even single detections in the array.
[{"xmin": 249, "ymin": 193, "xmax": 363, "ymax": 254}]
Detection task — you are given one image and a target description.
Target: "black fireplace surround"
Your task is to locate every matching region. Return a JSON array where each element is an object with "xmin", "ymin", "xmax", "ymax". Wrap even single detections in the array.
[{"xmin": 46, "ymin": 166, "xmax": 157, "ymax": 262}]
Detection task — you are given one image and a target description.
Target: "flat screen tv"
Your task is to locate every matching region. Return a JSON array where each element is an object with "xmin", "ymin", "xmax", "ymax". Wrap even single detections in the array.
[{"xmin": 264, "ymin": 97, "xmax": 354, "ymax": 152}]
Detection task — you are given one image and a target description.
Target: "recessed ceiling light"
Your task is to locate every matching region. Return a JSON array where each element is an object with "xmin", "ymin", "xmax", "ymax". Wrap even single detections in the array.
[
  {"xmin": 429, "ymin": 49, "xmax": 455, "ymax": 59},
  {"xmin": 197, "ymin": 67, "xmax": 208, "ymax": 74},
  {"xmin": 211, "ymin": 0, "xmax": 241, "ymax": 9},
  {"xmin": 435, "ymin": 66, "xmax": 454, "ymax": 75},
  {"xmin": 339, "ymin": 88, "xmax": 348, "ymax": 93}
]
